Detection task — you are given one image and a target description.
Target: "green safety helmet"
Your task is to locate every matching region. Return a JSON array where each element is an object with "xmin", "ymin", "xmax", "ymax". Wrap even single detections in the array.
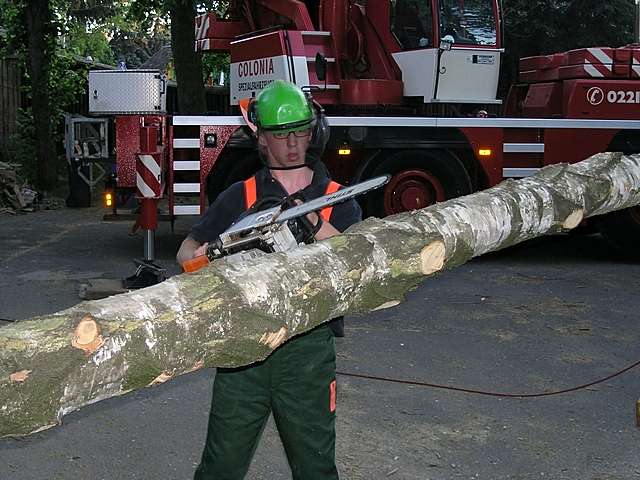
[{"xmin": 251, "ymin": 80, "xmax": 315, "ymax": 133}]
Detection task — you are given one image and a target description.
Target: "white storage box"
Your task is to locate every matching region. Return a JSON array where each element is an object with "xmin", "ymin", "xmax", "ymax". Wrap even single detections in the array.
[{"xmin": 89, "ymin": 70, "xmax": 167, "ymax": 114}]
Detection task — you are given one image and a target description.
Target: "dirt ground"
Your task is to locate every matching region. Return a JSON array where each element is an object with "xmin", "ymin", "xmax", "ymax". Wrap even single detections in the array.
[{"xmin": 1, "ymin": 207, "xmax": 639, "ymax": 480}]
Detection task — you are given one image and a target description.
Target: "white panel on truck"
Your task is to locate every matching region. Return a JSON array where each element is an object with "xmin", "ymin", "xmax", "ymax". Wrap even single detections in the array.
[
  {"xmin": 89, "ymin": 70, "xmax": 167, "ymax": 114},
  {"xmin": 435, "ymin": 48, "xmax": 502, "ymax": 103}
]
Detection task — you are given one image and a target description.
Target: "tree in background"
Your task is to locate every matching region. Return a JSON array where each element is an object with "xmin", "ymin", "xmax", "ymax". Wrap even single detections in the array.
[
  {"xmin": 0, "ymin": 0, "xmax": 227, "ymax": 190},
  {"xmin": 117, "ymin": 0, "xmax": 171, "ymax": 67},
  {"xmin": 2, "ymin": 0, "xmax": 59, "ymax": 191},
  {"xmin": 126, "ymin": 0, "xmax": 229, "ymax": 114},
  {"xmin": 202, "ymin": 52, "xmax": 230, "ymax": 86},
  {"xmin": 127, "ymin": 0, "xmax": 210, "ymax": 114},
  {"xmin": 169, "ymin": 0, "xmax": 206, "ymax": 113},
  {"xmin": 561, "ymin": 0, "xmax": 636, "ymax": 48},
  {"xmin": 0, "ymin": 0, "xmax": 120, "ymax": 190},
  {"xmin": 62, "ymin": 0, "xmax": 119, "ymax": 63}
]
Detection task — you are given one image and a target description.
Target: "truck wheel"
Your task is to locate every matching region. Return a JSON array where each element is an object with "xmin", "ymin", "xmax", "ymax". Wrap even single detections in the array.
[
  {"xmin": 595, "ymin": 207, "xmax": 640, "ymax": 256},
  {"xmin": 363, "ymin": 150, "xmax": 472, "ymax": 217}
]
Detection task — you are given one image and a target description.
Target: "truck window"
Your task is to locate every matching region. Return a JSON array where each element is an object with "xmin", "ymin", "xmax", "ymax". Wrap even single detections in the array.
[
  {"xmin": 391, "ymin": 0, "xmax": 434, "ymax": 50},
  {"xmin": 438, "ymin": 0, "xmax": 496, "ymax": 46}
]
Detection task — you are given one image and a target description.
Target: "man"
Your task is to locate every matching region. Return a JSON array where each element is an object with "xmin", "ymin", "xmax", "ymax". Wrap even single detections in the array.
[{"xmin": 177, "ymin": 80, "xmax": 362, "ymax": 480}]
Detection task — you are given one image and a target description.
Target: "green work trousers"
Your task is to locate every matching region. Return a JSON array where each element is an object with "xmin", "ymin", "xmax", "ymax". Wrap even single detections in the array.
[{"xmin": 194, "ymin": 324, "xmax": 339, "ymax": 480}]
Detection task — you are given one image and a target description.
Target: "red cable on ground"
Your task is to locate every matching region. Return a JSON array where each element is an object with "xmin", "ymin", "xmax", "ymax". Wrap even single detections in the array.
[{"xmin": 336, "ymin": 358, "xmax": 640, "ymax": 398}]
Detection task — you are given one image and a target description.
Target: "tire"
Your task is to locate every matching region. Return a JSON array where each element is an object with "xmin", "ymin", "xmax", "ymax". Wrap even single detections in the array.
[
  {"xmin": 595, "ymin": 207, "xmax": 640, "ymax": 257},
  {"xmin": 361, "ymin": 149, "xmax": 473, "ymax": 217}
]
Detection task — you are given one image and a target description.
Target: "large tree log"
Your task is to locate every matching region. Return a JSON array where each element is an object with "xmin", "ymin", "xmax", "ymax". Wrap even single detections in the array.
[{"xmin": 1, "ymin": 152, "xmax": 640, "ymax": 437}]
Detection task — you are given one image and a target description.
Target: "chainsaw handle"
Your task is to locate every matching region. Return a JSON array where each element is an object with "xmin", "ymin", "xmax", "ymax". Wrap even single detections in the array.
[{"xmin": 182, "ymin": 254, "xmax": 211, "ymax": 273}]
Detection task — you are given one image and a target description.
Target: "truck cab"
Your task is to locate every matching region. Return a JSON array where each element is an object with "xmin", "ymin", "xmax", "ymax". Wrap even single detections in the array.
[
  {"xmin": 390, "ymin": 0, "xmax": 502, "ymax": 104},
  {"xmin": 197, "ymin": 0, "xmax": 502, "ymax": 110}
]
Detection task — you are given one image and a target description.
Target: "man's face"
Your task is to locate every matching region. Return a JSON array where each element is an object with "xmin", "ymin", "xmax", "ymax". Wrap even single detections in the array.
[{"xmin": 259, "ymin": 128, "xmax": 311, "ymax": 169}]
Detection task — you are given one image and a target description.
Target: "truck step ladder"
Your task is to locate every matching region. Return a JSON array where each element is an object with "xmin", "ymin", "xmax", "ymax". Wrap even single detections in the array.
[{"xmin": 170, "ymin": 132, "xmax": 203, "ymax": 216}]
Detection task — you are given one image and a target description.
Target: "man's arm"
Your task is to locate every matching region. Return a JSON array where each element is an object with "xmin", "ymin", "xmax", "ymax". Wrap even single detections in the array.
[
  {"xmin": 177, "ymin": 183, "xmax": 246, "ymax": 267},
  {"xmin": 305, "ymin": 196, "xmax": 363, "ymax": 240},
  {"xmin": 308, "ymin": 212, "xmax": 340, "ymax": 240}
]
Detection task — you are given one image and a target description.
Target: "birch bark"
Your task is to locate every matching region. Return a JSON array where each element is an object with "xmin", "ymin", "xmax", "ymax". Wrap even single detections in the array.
[{"xmin": 1, "ymin": 152, "xmax": 639, "ymax": 437}]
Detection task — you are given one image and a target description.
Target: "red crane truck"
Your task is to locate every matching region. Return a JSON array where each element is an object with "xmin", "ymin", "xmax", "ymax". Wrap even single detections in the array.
[{"xmin": 89, "ymin": 0, "xmax": 640, "ymax": 267}]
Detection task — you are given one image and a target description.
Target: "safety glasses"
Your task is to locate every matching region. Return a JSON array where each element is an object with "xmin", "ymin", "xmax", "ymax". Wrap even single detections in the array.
[{"xmin": 270, "ymin": 128, "xmax": 312, "ymax": 140}]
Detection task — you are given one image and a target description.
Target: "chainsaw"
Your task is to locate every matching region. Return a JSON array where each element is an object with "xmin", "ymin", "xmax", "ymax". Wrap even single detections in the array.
[{"xmin": 181, "ymin": 175, "xmax": 390, "ymax": 272}]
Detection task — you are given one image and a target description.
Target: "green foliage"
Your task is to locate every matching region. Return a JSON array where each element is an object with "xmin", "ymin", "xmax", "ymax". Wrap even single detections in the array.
[
  {"xmin": 62, "ymin": 22, "xmax": 115, "ymax": 64},
  {"xmin": 561, "ymin": 0, "xmax": 635, "ymax": 49},
  {"xmin": 197, "ymin": 2, "xmax": 230, "ymax": 85},
  {"xmin": 202, "ymin": 51, "xmax": 229, "ymax": 84},
  {"xmin": 503, "ymin": 0, "xmax": 635, "ymax": 56},
  {"xmin": 125, "ymin": 0, "xmax": 169, "ymax": 35},
  {"xmin": 110, "ymin": 31, "xmax": 169, "ymax": 67},
  {"xmin": 196, "ymin": 0, "xmax": 229, "ymax": 17},
  {"xmin": 48, "ymin": 55, "xmax": 90, "ymax": 118},
  {"xmin": 0, "ymin": 0, "xmax": 27, "ymax": 58},
  {"xmin": 113, "ymin": 0, "xmax": 175, "ymax": 68},
  {"xmin": 125, "ymin": 0, "xmax": 228, "ymax": 92},
  {"xmin": 500, "ymin": 0, "xmax": 637, "ymax": 94},
  {"xmin": 0, "ymin": 0, "xmax": 107, "ymax": 184},
  {"xmin": 4, "ymin": 110, "xmax": 38, "ymax": 182}
]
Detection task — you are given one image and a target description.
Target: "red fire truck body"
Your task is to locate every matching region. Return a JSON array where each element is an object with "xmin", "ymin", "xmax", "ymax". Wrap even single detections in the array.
[{"xmin": 106, "ymin": 0, "xmax": 640, "ymax": 252}]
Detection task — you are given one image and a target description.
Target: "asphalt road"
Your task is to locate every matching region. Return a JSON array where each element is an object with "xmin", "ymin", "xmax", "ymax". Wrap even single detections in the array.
[{"xmin": 1, "ymin": 207, "xmax": 639, "ymax": 480}]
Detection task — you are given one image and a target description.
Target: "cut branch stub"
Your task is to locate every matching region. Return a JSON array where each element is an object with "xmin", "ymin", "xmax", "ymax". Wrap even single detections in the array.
[
  {"xmin": 562, "ymin": 209, "xmax": 585, "ymax": 230},
  {"xmin": 9, "ymin": 370, "xmax": 32, "ymax": 383},
  {"xmin": 71, "ymin": 315, "xmax": 104, "ymax": 354},
  {"xmin": 259, "ymin": 327, "xmax": 289, "ymax": 349},
  {"xmin": 147, "ymin": 371, "xmax": 173, "ymax": 387}
]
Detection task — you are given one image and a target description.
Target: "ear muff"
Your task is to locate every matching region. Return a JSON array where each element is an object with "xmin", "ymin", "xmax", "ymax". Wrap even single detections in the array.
[
  {"xmin": 308, "ymin": 98, "xmax": 330, "ymax": 158},
  {"xmin": 239, "ymin": 98, "xmax": 258, "ymax": 134},
  {"xmin": 247, "ymin": 99, "xmax": 259, "ymax": 129}
]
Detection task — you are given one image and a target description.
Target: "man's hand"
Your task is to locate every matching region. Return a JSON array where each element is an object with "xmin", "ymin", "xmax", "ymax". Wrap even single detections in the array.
[
  {"xmin": 176, "ymin": 236, "xmax": 205, "ymax": 266},
  {"xmin": 314, "ymin": 217, "xmax": 340, "ymax": 240},
  {"xmin": 194, "ymin": 242, "xmax": 209, "ymax": 257},
  {"xmin": 292, "ymin": 199, "xmax": 340, "ymax": 241}
]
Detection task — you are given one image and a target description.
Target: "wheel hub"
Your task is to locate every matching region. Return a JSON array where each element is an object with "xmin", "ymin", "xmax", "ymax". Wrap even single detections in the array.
[{"xmin": 384, "ymin": 169, "xmax": 446, "ymax": 215}]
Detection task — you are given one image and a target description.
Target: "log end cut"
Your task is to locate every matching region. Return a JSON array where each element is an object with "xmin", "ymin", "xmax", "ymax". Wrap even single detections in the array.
[{"xmin": 420, "ymin": 241, "xmax": 446, "ymax": 275}]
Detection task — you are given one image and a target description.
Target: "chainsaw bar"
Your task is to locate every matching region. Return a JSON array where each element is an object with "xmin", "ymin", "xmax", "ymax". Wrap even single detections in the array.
[{"xmin": 222, "ymin": 175, "xmax": 390, "ymax": 239}]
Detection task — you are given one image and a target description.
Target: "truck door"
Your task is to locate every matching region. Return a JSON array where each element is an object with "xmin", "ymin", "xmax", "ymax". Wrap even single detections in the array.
[{"xmin": 435, "ymin": 0, "xmax": 501, "ymax": 103}]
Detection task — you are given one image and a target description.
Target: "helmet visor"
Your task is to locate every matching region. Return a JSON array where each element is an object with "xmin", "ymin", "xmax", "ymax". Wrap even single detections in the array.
[{"xmin": 261, "ymin": 118, "xmax": 314, "ymax": 137}]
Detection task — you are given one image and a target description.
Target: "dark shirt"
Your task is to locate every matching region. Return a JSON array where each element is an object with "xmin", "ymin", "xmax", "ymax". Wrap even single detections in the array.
[{"xmin": 190, "ymin": 160, "xmax": 363, "ymax": 336}]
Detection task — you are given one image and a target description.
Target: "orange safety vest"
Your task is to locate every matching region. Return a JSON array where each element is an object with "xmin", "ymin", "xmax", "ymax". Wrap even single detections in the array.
[{"xmin": 244, "ymin": 176, "xmax": 342, "ymax": 222}]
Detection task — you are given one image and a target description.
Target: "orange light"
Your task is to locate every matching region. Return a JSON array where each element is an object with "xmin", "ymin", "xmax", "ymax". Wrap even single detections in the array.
[
  {"xmin": 478, "ymin": 148, "xmax": 492, "ymax": 157},
  {"xmin": 338, "ymin": 148, "xmax": 351, "ymax": 155},
  {"xmin": 104, "ymin": 192, "xmax": 113, "ymax": 207}
]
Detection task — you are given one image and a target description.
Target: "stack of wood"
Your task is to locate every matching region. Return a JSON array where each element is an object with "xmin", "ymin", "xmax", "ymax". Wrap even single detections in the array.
[{"xmin": 0, "ymin": 161, "xmax": 37, "ymax": 214}]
